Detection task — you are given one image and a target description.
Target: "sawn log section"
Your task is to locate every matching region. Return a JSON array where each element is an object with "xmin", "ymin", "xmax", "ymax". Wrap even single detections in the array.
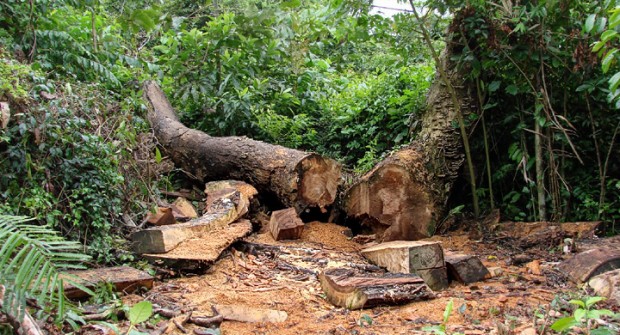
[{"xmin": 143, "ymin": 81, "xmax": 341, "ymax": 211}]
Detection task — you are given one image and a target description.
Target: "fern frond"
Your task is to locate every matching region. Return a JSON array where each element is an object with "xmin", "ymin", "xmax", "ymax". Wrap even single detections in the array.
[{"xmin": 0, "ymin": 215, "xmax": 91, "ymax": 322}]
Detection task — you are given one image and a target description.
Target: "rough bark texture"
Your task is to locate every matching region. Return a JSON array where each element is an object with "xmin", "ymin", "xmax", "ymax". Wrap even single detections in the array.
[
  {"xmin": 144, "ymin": 81, "xmax": 340, "ymax": 211},
  {"xmin": 343, "ymin": 48, "xmax": 473, "ymax": 241},
  {"xmin": 559, "ymin": 248, "xmax": 620, "ymax": 284},
  {"xmin": 319, "ymin": 268, "xmax": 434, "ymax": 310}
]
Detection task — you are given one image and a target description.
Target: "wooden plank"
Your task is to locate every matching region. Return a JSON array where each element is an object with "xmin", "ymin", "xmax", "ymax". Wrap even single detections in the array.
[
  {"xmin": 559, "ymin": 248, "xmax": 620, "ymax": 284},
  {"xmin": 142, "ymin": 220, "xmax": 252, "ymax": 267},
  {"xmin": 213, "ymin": 304, "xmax": 287, "ymax": 323},
  {"xmin": 361, "ymin": 240, "xmax": 448, "ymax": 290},
  {"xmin": 319, "ymin": 268, "xmax": 434, "ymax": 310},
  {"xmin": 269, "ymin": 208, "xmax": 304, "ymax": 241},
  {"xmin": 62, "ymin": 266, "xmax": 153, "ymax": 299},
  {"xmin": 444, "ymin": 253, "xmax": 490, "ymax": 284}
]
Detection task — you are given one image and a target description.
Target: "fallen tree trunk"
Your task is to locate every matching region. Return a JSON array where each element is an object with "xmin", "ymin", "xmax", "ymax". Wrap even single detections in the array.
[
  {"xmin": 143, "ymin": 81, "xmax": 341, "ymax": 211},
  {"xmin": 343, "ymin": 43, "xmax": 474, "ymax": 241}
]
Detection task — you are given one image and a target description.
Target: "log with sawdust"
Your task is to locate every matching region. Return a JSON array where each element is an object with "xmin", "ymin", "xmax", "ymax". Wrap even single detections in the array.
[
  {"xmin": 343, "ymin": 44, "xmax": 474, "ymax": 241},
  {"xmin": 143, "ymin": 81, "xmax": 341, "ymax": 211}
]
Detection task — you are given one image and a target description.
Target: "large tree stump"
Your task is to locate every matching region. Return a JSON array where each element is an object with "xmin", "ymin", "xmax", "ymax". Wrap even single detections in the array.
[
  {"xmin": 319, "ymin": 268, "xmax": 434, "ymax": 310},
  {"xmin": 361, "ymin": 241, "xmax": 448, "ymax": 290},
  {"xmin": 143, "ymin": 81, "xmax": 341, "ymax": 211},
  {"xmin": 343, "ymin": 46, "xmax": 474, "ymax": 241}
]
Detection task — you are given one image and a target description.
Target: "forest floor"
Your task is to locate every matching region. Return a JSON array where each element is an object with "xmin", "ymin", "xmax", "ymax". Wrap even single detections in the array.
[{"xmin": 127, "ymin": 222, "xmax": 616, "ymax": 335}]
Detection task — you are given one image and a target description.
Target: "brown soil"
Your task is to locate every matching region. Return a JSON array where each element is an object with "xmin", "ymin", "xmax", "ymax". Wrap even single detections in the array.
[{"xmin": 142, "ymin": 223, "xmax": 584, "ymax": 335}]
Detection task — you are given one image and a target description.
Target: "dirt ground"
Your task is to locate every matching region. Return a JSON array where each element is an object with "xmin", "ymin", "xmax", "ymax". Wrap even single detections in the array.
[{"xmin": 138, "ymin": 221, "xmax": 601, "ymax": 335}]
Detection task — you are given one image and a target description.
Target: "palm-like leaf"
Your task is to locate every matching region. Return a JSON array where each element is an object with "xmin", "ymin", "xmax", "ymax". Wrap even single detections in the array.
[{"xmin": 0, "ymin": 215, "xmax": 91, "ymax": 322}]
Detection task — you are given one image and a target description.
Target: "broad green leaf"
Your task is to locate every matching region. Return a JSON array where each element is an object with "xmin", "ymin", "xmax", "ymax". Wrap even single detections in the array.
[
  {"xmin": 443, "ymin": 300, "xmax": 453, "ymax": 323},
  {"xmin": 601, "ymin": 30, "xmax": 618, "ymax": 43},
  {"xmin": 576, "ymin": 83, "xmax": 594, "ymax": 92},
  {"xmin": 597, "ymin": 17, "xmax": 608, "ymax": 33},
  {"xmin": 574, "ymin": 308, "xmax": 586, "ymax": 322},
  {"xmin": 602, "ymin": 49, "xmax": 618, "ymax": 73},
  {"xmin": 488, "ymin": 81, "xmax": 500, "ymax": 92},
  {"xmin": 550, "ymin": 316, "xmax": 578, "ymax": 331},
  {"xmin": 129, "ymin": 301, "xmax": 153, "ymax": 325},
  {"xmin": 585, "ymin": 14, "xmax": 596, "ymax": 33},
  {"xmin": 609, "ymin": 9, "xmax": 620, "ymax": 29},
  {"xmin": 155, "ymin": 147, "xmax": 162, "ymax": 164},
  {"xmin": 609, "ymin": 72, "xmax": 620, "ymax": 91},
  {"xmin": 569, "ymin": 299, "xmax": 586, "ymax": 308},
  {"xmin": 505, "ymin": 85, "xmax": 518, "ymax": 95},
  {"xmin": 593, "ymin": 40, "xmax": 607, "ymax": 53},
  {"xmin": 585, "ymin": 296, "xmax": 605, "ymax": 307}
]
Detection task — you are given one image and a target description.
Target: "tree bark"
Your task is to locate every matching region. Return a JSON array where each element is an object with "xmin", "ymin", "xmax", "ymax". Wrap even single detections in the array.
[
  {"xmin": 143, "ymin": 81, "xmax": 341, "ymax": 211},
  {"xmin": 343, "ymin": 48, "xmax": 474, "ymax": 241}
]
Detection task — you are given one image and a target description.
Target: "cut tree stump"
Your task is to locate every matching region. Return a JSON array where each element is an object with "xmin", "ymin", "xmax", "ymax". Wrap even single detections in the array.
[
  {"xmin": 559, "ymin": 248, "xmax": 620, "ymax": 284},
  {"xmin": 144, "ymin": 81, "xmax": 341, "ymax": 211},
  {"xmin": 62, "ymin": 266, "xmax": 154, "ymax": 299},
  {"xmin": 319, "ymin": 268, "xmax": 434, "ymax": 310},
  {"xmin": 343, "ymin": 44, "xmax": 475, "ymax": 242},
  {"xmin": 444, "ymin": 253, "xmax": 489, "ymax": 284},
  {"xmin": 131, "ymin": 186, "xmax": 250, "ymax": 254},
  {"xmin": 361, "ymin": 241, "xmax": 448, "ymax": 290},
  {"xmin": 142, "ymin": 220, "xmax": 252, "ymax": 268},
  {"xmin": 213, "ymin": 304, "xmax": 288, "ymax": 323},
  {"xmin": 269, "ymin": 208, "xmax": 304, "ymax": 241},
  {"xmin": 146, "ymin": 207, "xmax": 176, "ymax": 226}
]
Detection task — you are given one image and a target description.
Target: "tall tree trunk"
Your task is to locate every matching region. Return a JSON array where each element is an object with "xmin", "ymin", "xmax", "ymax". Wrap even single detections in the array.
[{"xmin": 143, "ymin": 81, "xmax": 341, "ymax": 211}]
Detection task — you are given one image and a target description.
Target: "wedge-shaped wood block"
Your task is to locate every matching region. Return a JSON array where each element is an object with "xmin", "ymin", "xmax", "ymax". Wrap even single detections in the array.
[
  {"xmin": 62, "ymin": 266, "xmax": 153, "ymax": 299},
  {"xmin": 319, "ymin": 268, "xmax": 434, "ymax": 310},
  {"xmin": 444, "ymin": 253, "xmax": 490, "ymax": 284},
  {"xmin": 269, "ymin": 207, "xmax": 304, "ymax": 240},
  {"xmin": 361, "ymin": 240, "xmax": 448, "ymax": 290}
]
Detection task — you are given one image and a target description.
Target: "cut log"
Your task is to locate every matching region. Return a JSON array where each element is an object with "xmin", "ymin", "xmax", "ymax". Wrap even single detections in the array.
[
  {"xmin": 588, "ymin": 269, "xmax": 620, "ymax": 305},
  {"xmin": 171, "ymin": 197, "xmax": 198, "ymax": 220},
  {"xmin": 444, "ymin": 253, "xmax": 490, "ymax": 284},
  {"xmin": 142, "ymin": 220, "xmax": 252, "ymax": 268},
  {"xmin": 146, "ymin": 207, "xmax": 176, "ymax": 226},
  {"xmin": 319, "ymin": 268, "xmax": 434, "ymax": 310},
  {"xmin": 213, "ymin": 304, "xmax": 288, "ymax": 323},
  {"xmin": 361, "ymin": 240, "xmax": 448, "ymax": 290},
  {"xmin": 131, "ymin": 187, "xmax": 247, "ymax": 254},
  {"xmin": 269, "ymin": 208, "xmax": 304, "ymax": 241},
  {"xmin": 559, "ymin": 248, "xmax": 620, "ymax": 284},
  {"xmin": 143, "ymin": 81, "xmax": 341, "ymax": 211},
  {"xmin": 62, "ymin": 266, "xmax": 154, "ymax": 299}
]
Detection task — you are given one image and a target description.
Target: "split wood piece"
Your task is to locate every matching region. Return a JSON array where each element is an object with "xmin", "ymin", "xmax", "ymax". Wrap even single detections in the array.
[
  {"xmin": 171, "ymin": 197, "xmax": 198, "ymax": 220},
  {"xmin": 213, "ymin": 304, "xmax": 288, "ymax": 323},
  {"xmin": 559, "ymin": 248, "xmax": 620, "ymax": 284},
  {"xmin": 269, "ymin": 208, "xmax": 304, "ymax": 241},
  {"xmin": 343, "ymin": 46, "xmax": 476, "ymax": 242},
  {"xmin": 588, "ymin": 269, "xmax": 620, "ymax": 306},
  {"xmin": 131, "ymin": 189, "xmax": 242, "ymax": 254},
  {"xmin": 143, "ymin": 81, "xmax": 341, "ymax": 211},
  {"xmin": 205, "ymin": 180, "xmax": 257, "ymax": 221},
  {"xmin": 444, "ymin": 253, "xmax": 490, "ymax": 284},
  {"xmin": 361, "ymin": 240, "xmax": 448, "ymax": 290},
  {"xmin": 142, "ymin": 220, "xmax": 252, "ymax": 268},
  {"xmin": 146, "ymin": 207, "xmax": 176, "ymax": 226},
  {"xmin": 319, "ymin": 268, "xmax": 435, "ymax": 310},
  {"xmin": 62, "ymin": 266, "xmax": 154, "ymax": 299}
]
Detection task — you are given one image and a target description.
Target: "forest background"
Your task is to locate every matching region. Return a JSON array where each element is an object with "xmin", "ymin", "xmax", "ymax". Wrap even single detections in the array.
[{"xmin": 1, "ymin": 0, "xmax": 619, "ymax": 265}]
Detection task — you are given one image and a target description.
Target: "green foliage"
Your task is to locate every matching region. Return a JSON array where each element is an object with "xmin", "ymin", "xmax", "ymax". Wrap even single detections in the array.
[
  {"xmin": 551, "ymin": 296, "xmax": 618, "ymax": 334},
  {"xmin": 423, "ymin": 300, "xmax": 464, "ymax": 335},
  {"xmin": 0, "ymin": 215, "xmax": 91, "ymax": 324}
]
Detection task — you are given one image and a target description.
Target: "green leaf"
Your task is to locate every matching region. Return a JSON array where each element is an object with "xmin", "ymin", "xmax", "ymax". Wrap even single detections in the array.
[
  {"xmin": 609, "ymin": 9, "xmax": 620, "ymax": 29},
  {"xmin": 574, "ymin": 308, "xmax": 586, "ymax": 322},
  {"xmin": 585, "ymin": 296, "xmax": 606, "ymax": 307},
  {"xmin": 443, "ymin": 300, "xmax": 453, "ymax": 324},
  {"xmin": 593, "ymin": 40, "xmax": 607, "ymax": 53},
  {"xmin": 585, "ymin": 14, "xmax": 596, "ymax": 33},
  {"xmin": 569, "ymin": 299, "xmax": 586, "ymax": 308},
  {"xmin": 550, "ymin": 316, "xmax": 578, "ymax": 331},
  {"xmin": 129, "ymin": 301, "xmax": 153, "ymax": 325},
  {"xmin": 597, "ymin": 17, "xmax": 608, "ymax": 33},
  {"xmin": 601, "ymin": 30, "xmax": 618, "ymax": 44},
  {"xmin": 488, "ymin": 81, "xmax": 500, "ymax": 92},
  {"xmin": 609, "ymin": 72, "xmax": 620, "ymax": 91},
  {"xmin": 155, "ymin": 147, "xmax": 162, "ymax": 164},
  {"xmin": 602, "ymin": 49, "xmax": 618, "ymax": 73},
  {"xmin": 576, "ymin": 83, "xmax": 594, "ymax": 92},
  {"xmin": 505, "ymin": 85, "xmax": 519, "ymax": 95}
]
